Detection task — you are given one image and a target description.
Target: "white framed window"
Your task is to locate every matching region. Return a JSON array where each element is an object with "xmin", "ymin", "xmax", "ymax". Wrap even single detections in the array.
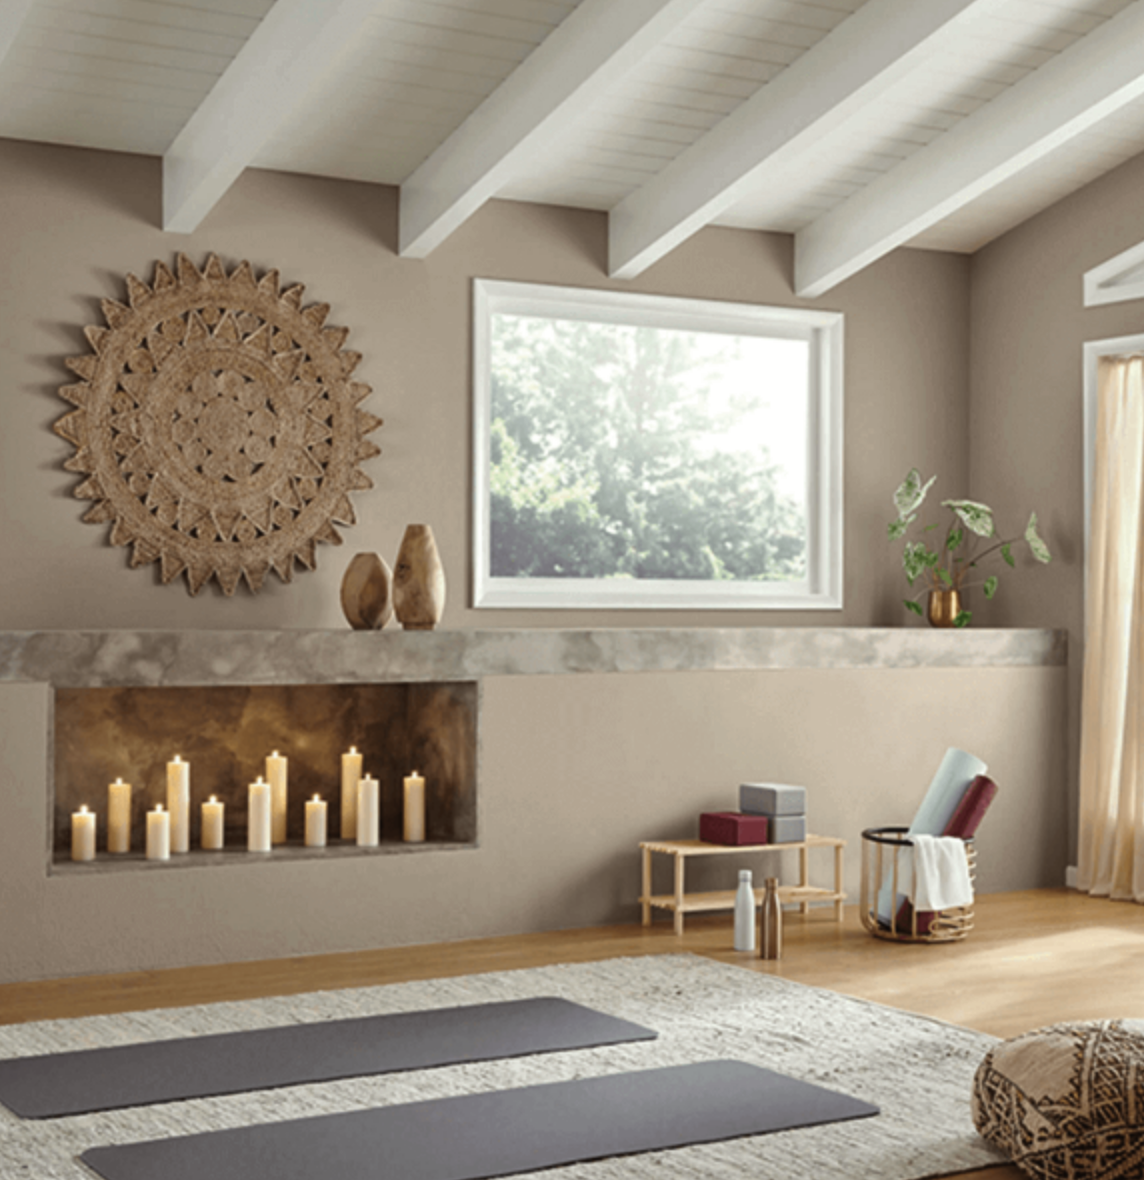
[{"xmin": 472, "ymin": 280, "xmax": 844, "ymax": 610}]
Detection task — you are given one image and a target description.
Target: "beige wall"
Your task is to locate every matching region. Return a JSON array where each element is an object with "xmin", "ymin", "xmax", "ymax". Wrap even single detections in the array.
[
  {"xmin": 0, "ymin": 138, "xmax": 971, "ymax": 631},
  {"xmin": 968, "ymin": 148, "xmax": 1144, "ymax": 860},
  {"xmin": 0, "ymin": 667, "xmax": 1065, "ymax": 983}
]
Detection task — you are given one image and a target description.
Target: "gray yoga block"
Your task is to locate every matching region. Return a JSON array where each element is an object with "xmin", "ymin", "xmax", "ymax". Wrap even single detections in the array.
[
  {"xmin": 767, "ymin": 814, "xmax": 807, "ymax": 843},
  {"xmin": 740, "ymin": 783, "xmax": 806, "ymax": 816}
]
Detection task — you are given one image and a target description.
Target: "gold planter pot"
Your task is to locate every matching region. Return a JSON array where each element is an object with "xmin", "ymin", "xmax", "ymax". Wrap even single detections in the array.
[{"xmin": 926, "ymin": 588, "xmax": 961, "ymax": 628}]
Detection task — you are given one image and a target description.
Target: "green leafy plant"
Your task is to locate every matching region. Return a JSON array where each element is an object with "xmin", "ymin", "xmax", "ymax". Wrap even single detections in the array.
[{"xmin": 888, "ymin": 468, "xmax": 1051, "ymax": 627}]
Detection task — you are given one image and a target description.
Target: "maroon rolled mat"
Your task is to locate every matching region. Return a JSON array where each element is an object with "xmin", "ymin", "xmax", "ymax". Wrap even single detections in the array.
[{"xmin": 895, "ymin": 775, "xmax": 998, "ymax": 934}]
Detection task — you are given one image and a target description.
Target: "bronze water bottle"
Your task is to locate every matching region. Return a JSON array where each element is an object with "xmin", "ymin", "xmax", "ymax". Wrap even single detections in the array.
[{"xmin": 760, "ymin": 876, "xmax": 783, "ymax": 960}]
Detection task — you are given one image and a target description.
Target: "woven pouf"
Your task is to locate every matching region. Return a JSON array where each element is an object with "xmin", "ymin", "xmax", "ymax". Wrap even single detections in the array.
[{"xmin": 972, "ymin": 1020, "xmax": 1144, "ymax": 1179}]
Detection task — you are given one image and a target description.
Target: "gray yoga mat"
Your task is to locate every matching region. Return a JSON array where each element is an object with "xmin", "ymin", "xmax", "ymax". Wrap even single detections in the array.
[
  {"xmin": 0, "ymin": 996, "xmax": 655, "ymax": 1120},
  {"xmin": 80, "ymin": 1059, "xmax": 880, "ymax": 1180}
]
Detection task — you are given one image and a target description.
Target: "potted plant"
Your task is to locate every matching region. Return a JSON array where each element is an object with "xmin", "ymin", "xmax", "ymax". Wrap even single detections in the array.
[{"xmin": 888, "ymin": 469, "xmax": 1051, "ymax": 627}]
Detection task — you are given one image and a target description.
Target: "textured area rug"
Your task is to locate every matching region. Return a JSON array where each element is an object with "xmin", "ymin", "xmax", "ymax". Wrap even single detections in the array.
[{"xmin": 0, "ymin": 954, "xmax": 1007, "ymax": 1180}]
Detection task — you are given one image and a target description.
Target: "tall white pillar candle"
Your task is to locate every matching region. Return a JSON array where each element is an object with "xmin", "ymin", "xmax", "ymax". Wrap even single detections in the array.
[
  {"xmin": 248, "ymin": 777, "xmax": 272, "ymax": 852},
  {"xmin": 266, "ymin": 750, "xmax": 288, "ymax": 844},
  {"xmin": 107, "ymin": 778, "xmax": 131, "ymax": 853},
  {"xmin": 71, "ymin": 804, "xmax": 96, "ymax": 862},
  {"xmin": 305, "ymin": 795, "xmax": 327, "ymax": 848},
  {"xmin": 201, "ymin": 795, "xmax": 225, "ymax": 850},
  {"xmin": 356, "ymin": 775, "xmax": 379, "ymax": 847},
  {"xmin": 341, "ymin": 746, "xmax": 362, "ymax": 840},
  {"xmin": 166, "ymin": 755, "xmax": 190, "ymax": 853},
  {"xmin": 403, "ymin": 771, "xmax": 426, "ymax": 843},
  {"xmin": 146, "ymin": 805, "xmax": 170, "ymax": 861}
]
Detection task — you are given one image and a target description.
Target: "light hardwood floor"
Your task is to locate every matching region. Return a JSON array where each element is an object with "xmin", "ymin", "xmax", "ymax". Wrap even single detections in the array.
[{"xmin": 4, "ymin": 888, "xmax": 1143, "ymax": 1179}]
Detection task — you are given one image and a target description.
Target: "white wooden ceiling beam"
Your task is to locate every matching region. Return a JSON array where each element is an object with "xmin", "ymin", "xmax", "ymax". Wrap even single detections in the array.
[
  {"xmin": 162, "ymin": 0, "xmax": 379, "ymax": 234},
  {"xmin": 794, "ymin": 0, "xmax": 1144, "ymax": 298},
  {"xmin": 607, "ymin": 0, "xmax": 989, "ymax": 281},
  {"xmin": 398, "ymin": 0, "xmax": 709, "ymax": 259},
  {"xmin": 0, "ymin": 0, "xmax": 37, "ymax": 69}
]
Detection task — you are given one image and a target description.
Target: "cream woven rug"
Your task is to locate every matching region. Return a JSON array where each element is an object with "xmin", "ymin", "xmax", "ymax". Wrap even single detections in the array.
[{"xmin": 0, "ymin": 954, "xmax": 1007, "ymax": 1180}]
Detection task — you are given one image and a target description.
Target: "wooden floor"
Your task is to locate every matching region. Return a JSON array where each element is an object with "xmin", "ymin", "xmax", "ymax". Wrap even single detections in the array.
[{"xmin": 4, "ymin": 888, "xmax": 1144, "ymax": 1179}]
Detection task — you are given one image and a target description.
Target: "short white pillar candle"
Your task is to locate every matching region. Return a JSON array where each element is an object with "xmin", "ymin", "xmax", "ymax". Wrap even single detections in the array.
[
  {"xmin": 146, "ymin": 804, "xmax": 170, "ymax": 861},
  {"xmin": 107, "ymin": 778, "xmax": 131, "ymax": 854},
  {"xmin": 341, "ymin": 746, "xmax": 362, "ymax": 840},
  {"xmin": 71, "ymin": 804, "xmax": 96, "ymax": 862},
  {"xmin": 403, "ymin": 771, "xmax": 426, "ymax": 843},
  {"xmin": 356, "ymin": 775, "xmax": 379, "ymax": 848},
  {"xmin": 248, "ymin": 777, "xmax": 272, "ymax": 852},
  {"xmin": 266, "ymin": 750, "xmax": 288, "ymax": 844},
  {"xmin": 166, "ymin": 755, "xmax": 190, "ymax": 854},
  {"xmin": 305, "ymin": 794, "xmax": 327, "ymax": 848},
  {"xmin": 201, "ymin": 795, "xmax": 225, "ymax": 850}
]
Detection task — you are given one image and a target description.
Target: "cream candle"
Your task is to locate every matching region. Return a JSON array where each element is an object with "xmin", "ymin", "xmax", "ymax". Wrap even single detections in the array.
[
  {"xmin": 356, "ymin": 775, "xmax": 379, "ymax": 847},
  {"xmin": 71, "ymin": 804, "xmax": 96, "ymax": 862},
  {"xmin": 403, "ymin": 770, "xmax": 426, "ymax": 843},
  {"xmin": 201, "ymin": 795, "xmax": 224, "ymax": 850},
  {"xmin": 146, "ymin": 804, "xmax": 170, "ymax": 861},
  {"xmin": 248, "ymin": 777, "xmax": 271, "ymax": 852},
  {"xmin": 305, "ymin": 794, "xmax": 327, "ymax": 848},
  {"xmin": 107, "ymin": 777, "xmax": 131, "ymax": 853},
  {"xmin": 266, "ymin": 750, "xmax": 288, "ymax": 844},
  {"xmin": 166, "ymin": 754, "xmax": 190, "ymax": 854},
  {"xmin": 341, "ymin": 746, "xmax": 362, "ymax": 840}
]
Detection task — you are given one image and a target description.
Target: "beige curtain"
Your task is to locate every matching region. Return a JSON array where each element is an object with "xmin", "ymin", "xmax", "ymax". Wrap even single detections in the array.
[{"xmin": 1078, "ymin": 355, "xmax": 1144, "ymax": 899}]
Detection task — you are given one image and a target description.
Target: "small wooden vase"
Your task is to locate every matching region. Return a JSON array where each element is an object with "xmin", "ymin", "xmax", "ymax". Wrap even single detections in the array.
[
  {"xmin": 393, "ymin": 524, "xmax": 446, "ymax": 631},
  {"xmin": 340, "ymin": 553, "xmax": 394, "ymax": 630},
  {"xmin": 927, "ymin": 588, "xmax": 961, "ymax": 628}
]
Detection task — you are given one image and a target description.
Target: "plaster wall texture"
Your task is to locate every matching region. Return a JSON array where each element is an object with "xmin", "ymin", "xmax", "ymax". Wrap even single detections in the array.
[
  {"xmin": 0, "ymin": 137, "xmax": 970, "ymax": 632},
  {"xmin": 0, "ymin": 137, "xmax": 1070, "ymax": 983},
  {"xmin": 969, "ymin": 147, "xmax": 1144, "ymax": 860},
  {"xmin": 0, "ymin": 667, "xmax": 1064, "ymax": 984}
]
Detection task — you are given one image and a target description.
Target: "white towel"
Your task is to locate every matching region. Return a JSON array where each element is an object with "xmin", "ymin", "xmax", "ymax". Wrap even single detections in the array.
[{"xmin": 907, "ymin": 834, "xmax": 973, "ymax": 912}]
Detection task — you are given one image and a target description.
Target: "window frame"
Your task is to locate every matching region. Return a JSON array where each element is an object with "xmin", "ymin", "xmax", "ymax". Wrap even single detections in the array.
[{"xmin": 472, "ymin": 279, "xmax": 844, "ymax": 611}]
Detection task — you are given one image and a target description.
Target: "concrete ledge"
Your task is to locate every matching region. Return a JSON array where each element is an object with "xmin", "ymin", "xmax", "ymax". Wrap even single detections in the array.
[{"xmin": 0, "ymin": 627, "xmax": 1066, "ymax": 688}]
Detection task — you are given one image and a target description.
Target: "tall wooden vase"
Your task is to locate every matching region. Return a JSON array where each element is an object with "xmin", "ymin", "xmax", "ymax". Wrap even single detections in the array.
[{"xmin": 393, "ymin": 524, "xmax": 446, "ymax": 630}]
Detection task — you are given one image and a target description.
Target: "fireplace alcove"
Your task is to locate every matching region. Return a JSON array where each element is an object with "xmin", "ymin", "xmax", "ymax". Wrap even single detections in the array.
[{"xmin": 51, "ymin": 680, "xmax": 477, "ymax": 872}]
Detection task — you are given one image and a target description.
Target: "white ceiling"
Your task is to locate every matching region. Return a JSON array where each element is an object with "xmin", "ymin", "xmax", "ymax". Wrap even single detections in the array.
[{"xmin": 2, "ymin": 0, "xmax": 1144, "ymax": 293}]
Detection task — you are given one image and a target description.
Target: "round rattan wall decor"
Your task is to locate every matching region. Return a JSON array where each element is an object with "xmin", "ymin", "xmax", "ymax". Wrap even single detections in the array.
[{"xmin": 53, "ymin": 253, "xmax": 382, "ymax": 596}]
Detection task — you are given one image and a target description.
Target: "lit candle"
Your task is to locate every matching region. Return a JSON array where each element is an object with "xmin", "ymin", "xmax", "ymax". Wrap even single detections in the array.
[
  {"xmin": 266, "ymin": 750, "xmax": 288, "ymax": 844},
  {"xmin": 305, "ymin": 794, "xmax": 327, "ymax": 848},
  {"xmin": 341, "ymin": 746, "xmax": 362, "ymax": 840},
  {"xmin": 71, "ymin": 804, "xmax": 96, "ymax": 862},
  {"xmin": 248, "ymin": 777, "xmax": 271, "ymax": 852},
  {"xmin": 403, "ymin": 770, "xmax": 425, "ymax": 843},
  {"xmin": 356, "ymin": 775, "xmax": 379, "ymax": 847},
  {"xmin": 201, "ymin": 795, "xmax": 225, "ymax": 850},
  {"xmin": 146, "ymin": 804, "xmax": 170, "ymax": 861},
  {"xmin": 107, "ymin": 777, "xmax": 131, "ymax": 853},
  {"xmin": 166, "ymin": 755, "xmax": 190, "ymax": 854}
]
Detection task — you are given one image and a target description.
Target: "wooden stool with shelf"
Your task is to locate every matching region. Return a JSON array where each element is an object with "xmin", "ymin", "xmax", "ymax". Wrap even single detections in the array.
[{"xmin": 639, "ymin": 834, "xmax": 846, "ymax": 936}]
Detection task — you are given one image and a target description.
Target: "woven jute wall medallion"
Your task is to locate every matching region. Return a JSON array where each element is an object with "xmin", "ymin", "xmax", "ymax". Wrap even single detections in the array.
[{"xmin": 53, "ymin": 253, "xmax": 382, "ymax": 595}]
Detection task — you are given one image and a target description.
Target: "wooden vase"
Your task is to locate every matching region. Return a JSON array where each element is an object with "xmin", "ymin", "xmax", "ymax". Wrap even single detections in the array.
[
  {"xmin": 393, "ymin": 524, "xmax": 446, "ymax": 631},
  {"xmin": 340, "ymin": 553, "xmax": 394, "ymax": 630},
  {"xmin": 926, "ymin": 588, "xmax": 961, "ymax": 628}
]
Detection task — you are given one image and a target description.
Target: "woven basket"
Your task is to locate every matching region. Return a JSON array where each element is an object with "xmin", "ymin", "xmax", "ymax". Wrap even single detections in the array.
[{"xmin": 859, "ymin": 826, "xmax": 976, "ymax": 943}]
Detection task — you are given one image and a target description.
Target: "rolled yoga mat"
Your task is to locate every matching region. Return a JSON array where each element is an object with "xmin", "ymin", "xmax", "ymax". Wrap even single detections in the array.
[
  {"xmin": 80, "ymin": 1059, "xmax": 880, "ymax": 1180},
  {"xmin": 0, "ymin": 996, "xmax": 656, "ymax": 1120}
]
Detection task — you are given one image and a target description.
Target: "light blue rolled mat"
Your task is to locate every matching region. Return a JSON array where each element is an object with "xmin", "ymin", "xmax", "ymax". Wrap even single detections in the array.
[{"xmin": 876, "ymin": 747, "xmax": 988, "ymax": 923}]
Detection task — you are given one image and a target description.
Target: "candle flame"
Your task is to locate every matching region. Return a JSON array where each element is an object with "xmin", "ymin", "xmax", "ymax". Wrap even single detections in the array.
[
  {"xmin": 173, "ymin": 754, "xmax": 182, "ymax": 762},
  {"xmin": 79, "ymin": 804, "xmax": 89, "ymax": 813},
  {"xmin": 272, "ymin": 750, "xmax": 280, "ymax": 757},
  {"xmin": 312, "ymin": 794, "xmax": 321, "ymax": 801},
  {"xmin": 349, "ymin": 746, "xmax": 357, "ymax": 754},
  {"xmin": 209, "ymin": 795, "xmax": 218, "ymax": 803},
  {"xmin": 153, "ymin": 804, "xmax": 164, "ymax": 812}
]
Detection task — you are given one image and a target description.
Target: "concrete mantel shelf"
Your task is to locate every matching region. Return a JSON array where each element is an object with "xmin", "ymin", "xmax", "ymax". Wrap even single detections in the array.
[{"xmin": 0, "ymin": 627, "xmax": 1065, "ymax": 688}]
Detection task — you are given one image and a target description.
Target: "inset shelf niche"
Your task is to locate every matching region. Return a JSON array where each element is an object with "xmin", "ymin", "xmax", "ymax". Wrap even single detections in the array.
[{"xmin": 51, "ymin": 681, "xmax": 476, "ymax": 870}]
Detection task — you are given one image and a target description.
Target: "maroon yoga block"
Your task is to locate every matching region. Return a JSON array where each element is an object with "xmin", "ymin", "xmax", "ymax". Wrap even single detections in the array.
[{"xmin": 699, "ymin": 812, "xmax": 770, "ymax": 846}]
